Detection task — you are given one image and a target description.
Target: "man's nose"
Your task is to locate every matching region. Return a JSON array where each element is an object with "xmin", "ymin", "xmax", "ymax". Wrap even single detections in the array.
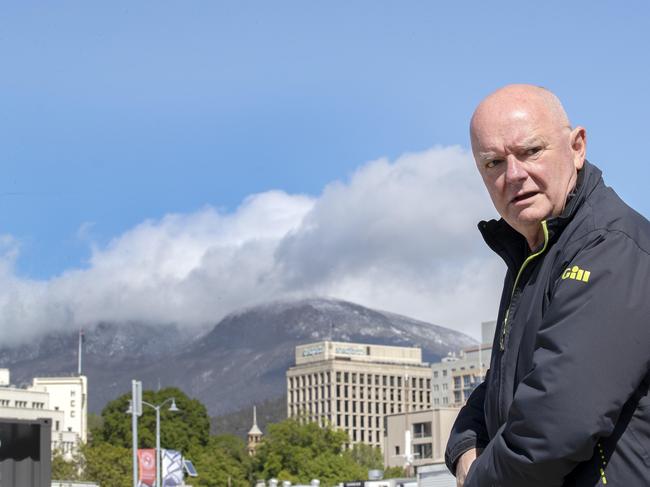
[{"xmin": 504, "ymin": 156, "xmax": 527, "ymax": 183}]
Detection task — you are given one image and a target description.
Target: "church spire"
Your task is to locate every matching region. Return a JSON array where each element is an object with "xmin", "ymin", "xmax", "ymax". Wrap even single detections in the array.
[{"xmin": 247, "ymin": 405, "xmax": 263, "ymax": 456}]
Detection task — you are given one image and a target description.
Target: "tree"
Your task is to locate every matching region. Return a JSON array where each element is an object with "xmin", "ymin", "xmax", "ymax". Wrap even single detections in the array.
[
  {"xmin": 81, "ymin": 442, "xmax": 133, "ymax": 487},
  {"xmin": 186, "ymin": 435, "xmax": 252, "ymax": 487},
  {"xmin": 345, "ymin": 443, "xmax": 383, "ymax": 470},
  {"xmin": 51, "ymin": 449, "xmax": 81, "ymax": 482},
  {"xmin": 253, "ymin": 419, "xmax": 366, "ymax": 486},
  {"xmin": 383, "ymin": 466, "xmax": 407, "ymax": 479},
  {"xmin": 100, "ymin": 386, "xmax": 210, "ymax": 454}
]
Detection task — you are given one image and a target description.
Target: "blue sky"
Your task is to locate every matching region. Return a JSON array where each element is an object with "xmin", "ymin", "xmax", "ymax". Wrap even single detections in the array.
[{"xmin": 1, "ymin": 2, "xmax": 649, "ymax": 340}]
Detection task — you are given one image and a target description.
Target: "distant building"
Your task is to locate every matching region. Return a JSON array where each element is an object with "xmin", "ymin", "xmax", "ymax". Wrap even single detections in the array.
[
  {"xmin": 286, "ymin": 341, "xmax": 432, "ymax": 449},
  {"xmin": 431, "ymin": 321, "xmax": 495, "ymax": 407},
  {"xmin": 0, "ymin": 368, "xmax": 87, "ymax": 458},
  {"xmin": 384, "ymin": 407, "xmax": 460, "ymax": 469},
  {"xmin": 247, "ymin": 405, "xmax": 263, "ymax": 456}
]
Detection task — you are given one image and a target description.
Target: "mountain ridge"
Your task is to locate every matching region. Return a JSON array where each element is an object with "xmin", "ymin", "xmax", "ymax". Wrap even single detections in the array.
[{"xmin": 0, "ymin": 297, "xmax": 476, "ymax": 415}]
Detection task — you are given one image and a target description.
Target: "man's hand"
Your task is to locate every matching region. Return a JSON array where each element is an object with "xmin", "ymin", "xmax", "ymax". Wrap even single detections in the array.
[{"xmin": 456, "ymin": 448, "xmax": 483, "ymax": 487}]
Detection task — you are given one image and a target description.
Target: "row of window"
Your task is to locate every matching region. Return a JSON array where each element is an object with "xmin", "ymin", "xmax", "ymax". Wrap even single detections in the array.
[
  {"xmin": 289, "ymin": 400, "xmax": 431, "ymax": 418},
  {"xmin": 432, "ymin": 363, "xmax": 479, "ymax": 378},
  {"xmin": 290, "ymin": 386, "xmax": 431, "ymax": 404},
  {"xmin": 289, "ymin": 372, "xmax": 431, "ymax": 390},
  {"xmin": 453, "ymin": 374, "xmax": 481, "ymax": 389},
  {"xmin": 0, "ymin": 399, "xmax": 45, "ymax": 408}
]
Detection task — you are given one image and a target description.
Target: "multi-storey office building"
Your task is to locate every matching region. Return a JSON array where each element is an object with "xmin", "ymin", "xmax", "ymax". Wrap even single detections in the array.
[
  {"xmin": 0, "ymin": 369, "xmax": 87, "ymax": 457},
  {"xmin": 384, "ymin": 407, "xmax": 461, "ymax": 469},
  {"xmin": 31, "ymin": 375, "xmax": 88, "ymax": 445},
  {"xmin": 286, "ymin": 341, "xmax": 432, "ymax": 449},
  {"xmin": 431, "ymin": 344, "xmax": 491, "ymax": 407},
  {"xmin": 431, "ymin": 321, "xmax": 495, "ymax": 407}
]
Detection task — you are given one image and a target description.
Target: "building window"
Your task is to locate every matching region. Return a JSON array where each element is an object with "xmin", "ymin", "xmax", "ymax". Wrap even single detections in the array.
[
  {"xmin": 413, "ymin": 422, "xmax": 432, "ymax": 438},
  {"xmin": 442, "ymin": 370, "xmax": 447, "ymax": 377},
  {"xmin": 413, "ymin": 443, "xmax": 432, "ymax": 459},
  {"xmin": 395, "ymin": 445, "xmax": 400, "ymax": 455},
  {"xmin": 433, "ymin": 371, "xmax": 438, "ymax": 378}
]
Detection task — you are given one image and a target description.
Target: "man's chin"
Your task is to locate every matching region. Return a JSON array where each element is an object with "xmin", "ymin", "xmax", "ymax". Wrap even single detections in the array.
[{"xmin": 508, "ymin": 209, "xmax": 547, "ymax": 230}]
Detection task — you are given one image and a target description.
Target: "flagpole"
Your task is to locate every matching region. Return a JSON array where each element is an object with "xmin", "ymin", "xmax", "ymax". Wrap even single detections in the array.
[{"xmin": 77, "ymin": 329, "xmax": 84, "ymax": 376}]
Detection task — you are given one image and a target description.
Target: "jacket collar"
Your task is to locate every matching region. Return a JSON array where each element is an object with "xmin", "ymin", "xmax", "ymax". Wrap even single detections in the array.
[{"xmin": 478, "ymin": 160, "xmax": 603, "ymax": 270}]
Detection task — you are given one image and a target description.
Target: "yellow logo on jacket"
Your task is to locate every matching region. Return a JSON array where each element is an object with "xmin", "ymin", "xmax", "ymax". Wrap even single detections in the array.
[{"xmin": 562, "ymin": 265, "xmax": 590, "ymax": 283}]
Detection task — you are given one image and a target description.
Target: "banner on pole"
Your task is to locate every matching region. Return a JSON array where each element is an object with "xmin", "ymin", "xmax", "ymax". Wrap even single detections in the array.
[
  {"xmin": 162, "ymin": 449, "xmax": 184, "ymax": 486},
  {"xmin": 138, "ymin": 448, "xmax": 156, "ymax": 487}
]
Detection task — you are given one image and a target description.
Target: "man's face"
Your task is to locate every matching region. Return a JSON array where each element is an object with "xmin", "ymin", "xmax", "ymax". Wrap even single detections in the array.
[{"xmin": 471, "ymin": 101, "xmax": 585, "ymax": 243}]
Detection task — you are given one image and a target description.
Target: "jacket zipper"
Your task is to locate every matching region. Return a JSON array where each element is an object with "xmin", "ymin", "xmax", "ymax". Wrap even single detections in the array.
[{"xmin": 499, "ymin": 220, "xmax": 550, "ymax": 351}]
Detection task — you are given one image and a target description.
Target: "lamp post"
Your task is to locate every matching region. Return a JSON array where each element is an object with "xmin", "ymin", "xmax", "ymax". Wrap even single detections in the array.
[{"xmin": 142, "ymin": 398, "xmax": 180, "ymax": 487}]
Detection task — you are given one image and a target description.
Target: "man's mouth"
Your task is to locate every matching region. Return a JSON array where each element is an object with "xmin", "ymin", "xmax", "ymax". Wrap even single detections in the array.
[{"xmin": 511, "ymin": 191, "xmax": 538, "ymax": 204}]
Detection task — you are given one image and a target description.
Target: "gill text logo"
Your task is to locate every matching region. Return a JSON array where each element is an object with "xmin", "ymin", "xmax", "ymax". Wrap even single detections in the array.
[{"xmin": 562, "ymin": 265, "xmax": 591, "ymax": 282}]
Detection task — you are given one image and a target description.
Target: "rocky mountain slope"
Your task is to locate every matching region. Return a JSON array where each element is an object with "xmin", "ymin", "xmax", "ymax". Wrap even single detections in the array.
[{"xmin": 0, "ymin": 298, "xmax": 475, "ymax": 415}]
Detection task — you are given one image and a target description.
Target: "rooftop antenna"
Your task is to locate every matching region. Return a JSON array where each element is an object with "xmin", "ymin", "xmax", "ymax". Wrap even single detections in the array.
[{"xmin": 77, "ymin": 328, "xmax": 84, "ymax": 375}]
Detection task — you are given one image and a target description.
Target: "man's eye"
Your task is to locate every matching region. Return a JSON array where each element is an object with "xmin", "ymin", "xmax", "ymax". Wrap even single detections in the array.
[
  {"xmin": 526, "ymin": 147, "xmax": 542, "ymax": 156},
  {"xmin": 486, "ymin": 159, "xmax": 503, "ymax": 169}
]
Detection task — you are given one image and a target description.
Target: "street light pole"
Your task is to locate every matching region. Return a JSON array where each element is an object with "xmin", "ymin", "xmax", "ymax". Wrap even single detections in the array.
[
  {"xmin": 156, "ymin": 406, "xmax": 161, "ymax": 487},
  {"xmin": 141, "ymin": 397, "xmax": 179, "ymax": 487}
]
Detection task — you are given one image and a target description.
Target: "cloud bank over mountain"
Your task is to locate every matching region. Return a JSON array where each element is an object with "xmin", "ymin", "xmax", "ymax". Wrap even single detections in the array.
[{"xmin": 0, "ymin": 146, "xmax": 503, "ymax": 344}]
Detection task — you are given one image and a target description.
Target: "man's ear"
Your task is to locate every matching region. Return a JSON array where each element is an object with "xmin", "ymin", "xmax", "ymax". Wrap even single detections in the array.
[{"xmin": 570, "ymin": 126, "xmax": 587, "ymax": 170}]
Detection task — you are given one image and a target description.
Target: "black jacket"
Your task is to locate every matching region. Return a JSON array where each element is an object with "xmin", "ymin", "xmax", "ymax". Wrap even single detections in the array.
[{"xmin": 445, "ymin": 161, "xmax": 650, "ymax": 486}]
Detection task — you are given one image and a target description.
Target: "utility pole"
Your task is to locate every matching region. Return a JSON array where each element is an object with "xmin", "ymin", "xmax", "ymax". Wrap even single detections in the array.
[{"xmin": 131, "ymin": 380, "xmax": 142, "ymax": 487}]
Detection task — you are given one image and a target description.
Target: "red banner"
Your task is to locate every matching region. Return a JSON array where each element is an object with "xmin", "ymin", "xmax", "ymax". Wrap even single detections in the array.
[{"xmin": 138, "ymin": 448, "xmax": 156, "ymax": 487}]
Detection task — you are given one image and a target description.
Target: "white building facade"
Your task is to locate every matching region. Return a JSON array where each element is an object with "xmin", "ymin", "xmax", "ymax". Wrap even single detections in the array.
[{"xmin": 0, "ymin": 369, "xmax": 87, "ymax": 457}]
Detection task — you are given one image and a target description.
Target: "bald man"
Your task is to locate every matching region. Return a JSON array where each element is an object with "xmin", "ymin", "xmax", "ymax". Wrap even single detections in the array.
[{"xmin": 445, "ymin": 85, "xmax": 650, "ymax": 487}]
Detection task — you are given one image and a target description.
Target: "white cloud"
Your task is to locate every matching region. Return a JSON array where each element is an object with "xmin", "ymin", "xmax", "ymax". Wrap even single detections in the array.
[{"xmin": 0, "ymin": 146, "xmax": 504, "ymax": 345}]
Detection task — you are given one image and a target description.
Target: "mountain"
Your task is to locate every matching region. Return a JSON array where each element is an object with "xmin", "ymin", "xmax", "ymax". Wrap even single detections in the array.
[{"xmin": 0, "ymin": 298, "xmax": 476, "ymax": 416}]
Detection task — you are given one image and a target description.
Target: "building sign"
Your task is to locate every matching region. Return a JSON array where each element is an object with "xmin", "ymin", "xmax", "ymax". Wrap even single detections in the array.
[
  {"xmin": 335, "ymin": 346, "xmax": 366, "ymax": 356},
  {"xmin": 302, "ymin": 346, "xmax": 324, "ymax": 357}
]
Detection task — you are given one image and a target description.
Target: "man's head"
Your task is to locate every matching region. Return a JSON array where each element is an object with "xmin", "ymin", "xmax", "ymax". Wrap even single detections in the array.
[{"xmin": 470, "ymin": 84, "xmax": 586, "ymax": 248}]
